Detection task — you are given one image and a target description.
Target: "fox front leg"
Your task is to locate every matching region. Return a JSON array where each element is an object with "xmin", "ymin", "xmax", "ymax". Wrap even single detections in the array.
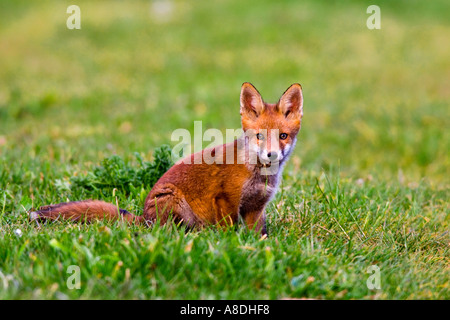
[{"xmin": 243, "ymin": 209, "xmax": 267, "ymax": 236}]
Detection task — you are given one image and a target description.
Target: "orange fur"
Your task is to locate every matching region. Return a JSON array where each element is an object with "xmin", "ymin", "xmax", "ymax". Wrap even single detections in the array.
[{"xmin": 30, "ymin": 83, "xmax": 303, "ymax": 235}]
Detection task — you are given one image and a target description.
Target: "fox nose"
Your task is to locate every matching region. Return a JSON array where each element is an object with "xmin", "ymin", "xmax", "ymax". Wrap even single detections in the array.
[{"xmin": 267, "ymin": 151, "xmax": 278, "ymax": 160}]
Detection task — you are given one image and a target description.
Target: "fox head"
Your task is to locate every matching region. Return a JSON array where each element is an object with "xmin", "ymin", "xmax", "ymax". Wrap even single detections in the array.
[{"xmin": 240, "ymin": 82, "xmax": 303, "ymax": 165}]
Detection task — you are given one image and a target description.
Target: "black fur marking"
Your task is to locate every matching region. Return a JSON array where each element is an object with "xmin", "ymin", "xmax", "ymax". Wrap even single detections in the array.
[{"xmin": 120, "ymin": 209, "xmax": 131, "ymax": 215}]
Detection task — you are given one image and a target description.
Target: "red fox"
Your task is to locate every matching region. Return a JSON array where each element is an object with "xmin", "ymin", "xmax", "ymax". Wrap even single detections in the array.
[{"xmin": 30, "ymin": 83, "xmax": 303, "ymax": 235}]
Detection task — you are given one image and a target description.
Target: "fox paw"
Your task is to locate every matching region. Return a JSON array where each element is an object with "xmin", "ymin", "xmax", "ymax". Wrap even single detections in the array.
[{"xmin": 28, "ymin": 210, "xmax": 41, "ymax": 221}]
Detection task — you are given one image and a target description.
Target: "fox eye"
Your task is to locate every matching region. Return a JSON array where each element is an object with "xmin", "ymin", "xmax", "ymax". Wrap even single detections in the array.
[
  {"xmin": 279, "ymin": 133, "xmax": 288, "ymax": 140},
  {"xmin": 256, "ymin": 133, "xmax": 264, "ymax": 140}
]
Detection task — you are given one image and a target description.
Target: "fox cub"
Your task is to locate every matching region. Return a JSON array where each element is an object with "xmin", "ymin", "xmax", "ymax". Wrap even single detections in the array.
[{"xmin": 30, "ymin": 83, "xmax": 303, "ymax": 235}]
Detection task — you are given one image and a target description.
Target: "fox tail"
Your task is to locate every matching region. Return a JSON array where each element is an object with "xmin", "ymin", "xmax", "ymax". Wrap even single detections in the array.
[{"xmin": 29, "ymin": 200, "xmax": 144, "ymax": 225}]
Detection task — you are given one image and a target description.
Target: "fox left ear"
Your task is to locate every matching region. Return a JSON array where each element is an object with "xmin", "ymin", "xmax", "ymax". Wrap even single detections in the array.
[{"xmin": 278, "ymin": 83, "xmax": 303, "ymax": 119}]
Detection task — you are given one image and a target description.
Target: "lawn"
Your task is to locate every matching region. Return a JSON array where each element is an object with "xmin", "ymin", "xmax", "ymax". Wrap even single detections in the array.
[{"xmin": 0, "ymin": 0, "xmax": 448, "ymax": 299}]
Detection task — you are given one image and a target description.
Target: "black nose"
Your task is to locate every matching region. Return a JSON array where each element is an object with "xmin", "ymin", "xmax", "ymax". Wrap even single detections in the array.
[{"xmin": 267, "ymin": 152, "xmax": 278, "ymax": 160}]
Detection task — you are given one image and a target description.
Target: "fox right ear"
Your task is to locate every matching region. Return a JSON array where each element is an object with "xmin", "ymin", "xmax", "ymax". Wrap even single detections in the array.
[{"xmin": 240, "ymin": 82, "xmax": 264, "ymax": 118}]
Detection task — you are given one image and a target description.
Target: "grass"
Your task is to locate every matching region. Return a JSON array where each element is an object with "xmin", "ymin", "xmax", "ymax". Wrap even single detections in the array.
[{"xmin": 0, "ymin": 0, "xmax": 449, "ymax": 299}]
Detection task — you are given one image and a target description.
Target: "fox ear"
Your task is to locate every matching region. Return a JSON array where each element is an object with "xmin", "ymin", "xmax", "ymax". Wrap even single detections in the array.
[
  {"xmin": 278, "ymin": 83, "xmax": 303, "ymax": 119},
  {"xmin": 240, "ymin": 82, "xmax": 264, "ymax": 118}
]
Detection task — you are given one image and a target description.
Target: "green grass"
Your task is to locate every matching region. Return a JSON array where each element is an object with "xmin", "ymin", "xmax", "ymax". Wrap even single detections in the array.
[{"xmin": 0, "ymin": 0, "xmax": 449, "ymax": 299}]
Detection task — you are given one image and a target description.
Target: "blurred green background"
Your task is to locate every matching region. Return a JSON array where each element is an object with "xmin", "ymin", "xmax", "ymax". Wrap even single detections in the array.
[{"xmin": 0, "ymin": 0, "xmax": 449, "ymax": 183}]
